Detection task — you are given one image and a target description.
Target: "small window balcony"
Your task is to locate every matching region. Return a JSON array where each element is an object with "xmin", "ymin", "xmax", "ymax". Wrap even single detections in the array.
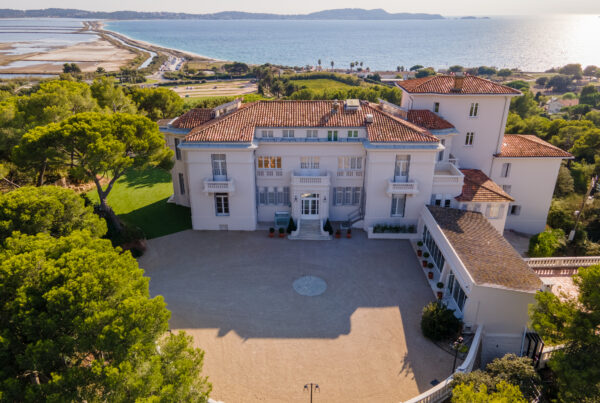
[
  {"xmin": 387, "ymin": 179, "xmax": 419, "ymax": 195},
  {"xmin": 291, "ymin": 171, "xmax": 331, "ymax": 187},
  {"xmin": 203, "ymin": 178, "xmax": 235, "ymax": 193}
]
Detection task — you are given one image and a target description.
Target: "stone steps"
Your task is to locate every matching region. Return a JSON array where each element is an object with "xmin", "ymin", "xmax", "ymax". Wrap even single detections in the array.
[{"xmin": 289, "ymin": 219, "xmax": 332, "ymax": 241}]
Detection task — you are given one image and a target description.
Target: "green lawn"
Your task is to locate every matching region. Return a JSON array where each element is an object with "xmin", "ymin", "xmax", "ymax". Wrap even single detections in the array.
[
  {"xmin": 87, "ymin": 168, "xmax": 191, "ymax": 239},
  {"xmin": 290, "ymin": 78, "xmax": 357, "ymax": 91}
]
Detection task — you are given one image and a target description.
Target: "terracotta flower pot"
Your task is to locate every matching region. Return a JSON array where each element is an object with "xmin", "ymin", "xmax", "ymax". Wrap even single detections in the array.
[
  {"xmin": 428, "ymin": 272, "xmax": 434, "ymax": 279},
  {"xmin": 423, "ymin": 260, "xmax": 428, "ymax": 268},
  {"xmin": 437, "ymin": 291, "xmax": 443, "ymax": 299},
  {"xmin": 269, "ymin": 233, "xmax": 274, "ymax": 238},
  {"xmin": 417, "ymin": 250, "xmax": 422, "ymax": 257},
  {"xmin": 346, "ymin": 233, "xmax": 352, "ymax": 239},
  {"xmin": 279, "ymin": 233, "xmax": 285, "ymax": 238}
]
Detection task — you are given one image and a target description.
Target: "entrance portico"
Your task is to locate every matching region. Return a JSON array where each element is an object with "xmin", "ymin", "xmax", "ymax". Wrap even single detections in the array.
[{"xmin": 290, "ymin": 171, "xmax": 331, "ymax": 223}]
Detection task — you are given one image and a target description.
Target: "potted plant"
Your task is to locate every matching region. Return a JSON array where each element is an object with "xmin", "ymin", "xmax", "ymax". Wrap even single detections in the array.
[
  {"xmin": 423, "ymin": 260, "xmax": 428, "ymax": 268},
  {"xmin": 423, "ymin": 252, "xmax": 430, "ymax": 259},
  {"xmin": 428, "ymin": 271, "xmax": 434, "ymax": 279},
  {"xmin": 269, "ymin": 227, "xmax": 275, "ymax": 238},
  {"xmin": 417, "ymin": 241, "xmax": 423, "ymax": 257},
  {"xmin": 346, "ymin": 228, "xmax": 352, "ymax": 238},
  {"xmin": 286, "ymin": 218, "xmax": 296, "ymax": 234},
  {"xmin": 278, "ymin": 227, "xmax": 285, "ymax": 238},
  {"xmin": 428, "ymin": 262, "xmax": 434, "ymax": 270},
  {"xmin": 335, "ymin": 229, "xmax": 341, "ymax": 239},
  {"xmin": 436, "ymin": 282, "xmax": 444, "ymax": 299}
]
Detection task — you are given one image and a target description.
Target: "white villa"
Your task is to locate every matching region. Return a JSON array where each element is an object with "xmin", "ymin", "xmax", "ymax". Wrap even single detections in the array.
[{"xmin": 159, "ymin": 74, "xmax": 572, "ymax": 363}]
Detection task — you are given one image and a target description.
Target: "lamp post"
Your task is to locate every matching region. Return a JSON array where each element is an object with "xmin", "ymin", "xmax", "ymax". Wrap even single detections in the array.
[
  {"xmin": 303, "ymin": 383, "xmax": 319, "ymax": 403},
  {"xmin": 452, "ymin": 336, "xmax": 464, "ymax": 372}
]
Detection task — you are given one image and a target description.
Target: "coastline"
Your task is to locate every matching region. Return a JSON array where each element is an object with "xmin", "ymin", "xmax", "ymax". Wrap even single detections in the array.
[{"xmin": 94, "ymin": 20, "xmax": 225, "ymax": 62}]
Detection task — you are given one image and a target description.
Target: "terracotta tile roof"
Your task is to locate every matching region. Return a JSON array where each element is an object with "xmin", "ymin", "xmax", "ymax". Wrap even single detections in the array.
[
  {"xmin": 497, "ymin": 135, "xmax": 573, "ymax": 158},
  {"xmin": 456, "ymin": 169, "xmax": 514, "ymax": 202},
  {"xmin": 427, "ymin": 206, "xmax": 541, "ymax": 292},
  {"xmin": 157, "ymin": 119, "xmax": 172, "ymax": 127},
  {"xmin": 185, "ymin": 100, "xmax": 439, "ymax": 143},
  {"xmin": 406, "ymin": 110, "xmax": 454, "ymax": 130},
  {"xmin": 396, "ymin": 75, "xmax": 521, "ymax": 95},
  {"xmin": 171, "ymin": 108, "xmax": 214, "ymax": 129}
]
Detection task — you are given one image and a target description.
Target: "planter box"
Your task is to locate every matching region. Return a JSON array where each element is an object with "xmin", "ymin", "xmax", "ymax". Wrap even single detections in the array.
[{"xmin": 367, "ymin": 227, "xmax": 420, "ymax": 239}]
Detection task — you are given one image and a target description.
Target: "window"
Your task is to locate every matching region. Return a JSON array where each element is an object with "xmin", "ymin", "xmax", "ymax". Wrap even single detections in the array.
[
  {"xmin": 486, "ymin": 204, "xmax": 504, "ymax": 219},
  {"xmin": 338, "ymin": 156, "xmax": 363, "ymax": 171},
  {"xmin": 510, "ymin": 205, "xmax": 521, "ymax": 216},
  {"xmin": 283, "ymin": 187, "xmax": 290, "ymax": 205},
  {"xmin": 283, "ymin": 129, "xmax": 295, "ymax": 138},
  {"xmin": 306, "ymin": 129, "xmax": 318, "ymax": 138},
  {"xmin": 391, "ymin": 194, "xmax": 406, "ymax": 217},
  {"xmin": 174, "ymin": 138, "xmax": 181, "ymax": 160},
  {"xmin": 438, "ymin": 139, "xmax": 445, "ymax": 162},
  {"xmin": 423, "ymin": 226, "xmax": 446, "ymax": 271},
  {"xmin": 257, "ymin": 156, "xmax": 282, "ymax": 169},
  {"xmin": 300, "ymin": 156, "xmax": 319, "ymax": 169},
  {"xmin": 469, "ymin": 102, "xmax": 479, "ymax": 117},
  {"xmin": 258, "ymin": 186, "xmax": 290, "ymax": 206},
  {"xmin": 211, "ymin": 154, "xmax": 227, "ymax": 180},
  {"xmin": 465, "ymin": 132, "xmax": 474, "ymax": 146},
  {"xmin": 215, "ymin": 193, "xmax": 229, "ymax": 216},
  {"xmin": 448, "ymin": 271, "xmax": 467, "ymax": 311},
  {"xmin": 327, "ymin": 130, "xmax": 338, "ymax": 141},
  {"xmin": 333, "ymin": 187, "xmax": 361, "ymax": 206},
  {"xmin": 434, "ymin": 102, "xmax": 440, "ymax": 113},
  {"xmin": 501, "ymin": 163, "xmax": 511, "ymax": 178},
  {"xmin": 502, "ymin": 184, "xmax": 512, "ymax": 194},
  {"xmin": 178, "ymin": 173, "xmax": 185, "ymax": 195},
  {"xmin": 394, "ymin": 155, "xmax": 410, "ymax": 182},
  {"xmin": 431, "ymin": 194, "xmax": 452, "ymax": 208},
  {"xmin": 261, "ymin": 130, "xmax": 274, "ymax": 138},
  {"xmin": 347, "ymin": 130, "xmax": 358, "ymax": 138}
]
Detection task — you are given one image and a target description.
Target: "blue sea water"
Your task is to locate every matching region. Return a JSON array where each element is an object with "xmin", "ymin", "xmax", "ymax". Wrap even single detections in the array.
[{"xmin": 105, "ymin": 16, "xmax": 600, "ymax": 71}]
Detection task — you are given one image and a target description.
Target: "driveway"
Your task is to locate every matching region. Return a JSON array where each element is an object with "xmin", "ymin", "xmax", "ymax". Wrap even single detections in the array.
[{"xmin": 139, "ymin": 230, "xmax": 454, "ymax": 402}]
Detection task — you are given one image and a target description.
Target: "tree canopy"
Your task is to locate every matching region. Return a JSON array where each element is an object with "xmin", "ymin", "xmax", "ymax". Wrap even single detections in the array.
[
  {"xmin": 451, "ymin": 381, "xmax": 526, "ymax": 403},
  {"xmin": 90, "ymin": 77, "xmax": 137, "ymax": 114},
  {"xmin": 128, "ymin": 87, "xmax": 184, "ymax": 120},
  {"xmin": 530, "ymin": 264, "xmax": 600, "ymax": 401},
  {"xmin": 0, "ymin": 231, "xmax": 211, "ymax": 401},
  {"xmin": 0, "ymin": 186, "xmax": 106, "ymax": 241}
]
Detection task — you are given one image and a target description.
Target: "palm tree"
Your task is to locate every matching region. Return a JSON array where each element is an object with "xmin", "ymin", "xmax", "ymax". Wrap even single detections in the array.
[
  {"xmin": 360, "ymin": 61, "xmax": 363, "ymax": 68},
  {"xmin": 350, "ymin": 62, "xmax": 355, "ymax": 72},
  {"xmin": 318, "ymin": 59, "xmax": 322, "ymax": 68},
  {"xmin": 330, "ymin": 61, "xmax": 334, "ymax": 71}
]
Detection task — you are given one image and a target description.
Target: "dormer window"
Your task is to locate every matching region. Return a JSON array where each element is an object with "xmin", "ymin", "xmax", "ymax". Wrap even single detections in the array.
[{"xmin": 433, "ymin": 102, "xmax": 440, "ymax": 113}]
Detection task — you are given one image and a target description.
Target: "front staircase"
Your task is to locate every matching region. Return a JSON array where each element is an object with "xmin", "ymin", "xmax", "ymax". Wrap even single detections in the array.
[{"xmin": 289, "ymin": 219, "xmax": 332, "ymax": 241}]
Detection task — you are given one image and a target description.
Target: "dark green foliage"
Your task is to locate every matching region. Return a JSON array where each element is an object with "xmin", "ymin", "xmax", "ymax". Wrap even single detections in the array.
[
  {"xmin": 510, "ymin": 90, "xmax": 541, "ymax": 118},
  {"xmin": 409, "ymin": 65, "xmax": 424, "ymax": 71},
  {"xmin": 497, "ymin": 68, "xmax": 512, "ymax": 77},
  {"xmin": 528, "ymin": 228, "xmax": 565, "ymax": 257},
  {"xmin": 505, "ymin": 80, "xmax": 529, "ymax": 91},
  {"xmin": 558, "ymin": 63, "xmax": 583, "ymax": 77},
  {"xmin": 128, "ymin": 87, "xmax": 184, "ymax": 120},
  {"xmin": 553, "ymin": 165, "xmax": 574, "ymax": 197},
  {"xmin": 286, "ymin": 217, "xmax": 297, "ymax": 234},
  {"xmin": 452, "ymin": 354, "xmax": 540, "ymax": 400},
  {"xmin": 530, "ymin": 265, "xmax": 600, "ymax": 402},
  {"xmin": 223, "ymin": 62, "xmax": 249, "ymax": 74},
  {"xmin": 546, "ymin": 75, "xmax": 573, "ymax": 92},
  {"xmin": 62, "ymin": 62, "xmax": 81, "ymax": 74},
  {"xmin": 0, "ymin": 231, "xmax": 212, "ymax": 401},
  {"xmin": 0, "ymin": 186, "xmax": 107, "ymax": 241},
  {"xmin": 323, "ymin": 218, "xmax": 333, "ymax": 235},
  {"xmin": 580, "ymin": 84, "xmax": 600, "ymax": 107},
  {"xmin": 415, "ymin": 67, "xmax": 436, "ymax": 78},
  {"xmin": 448, "ymin": 65, "xmax": 463, "ymax": 73},
  {"xmin": 477, "ymin": 66, "xmax": 497, "ymax": 75},
  {"xmin": 287, "ymin": 85, "xmax": 402, "ymax": 104},
  {"xmin": 535, "ymin": 76, "xmax": 548, "ymax": 86},
  {"xmin": 420, "ymin": 301, "xmax": 461, "ymax": 341},
  {"xmin": 547, "ymin": 201, "xmax": 575, "ymax": 233}
]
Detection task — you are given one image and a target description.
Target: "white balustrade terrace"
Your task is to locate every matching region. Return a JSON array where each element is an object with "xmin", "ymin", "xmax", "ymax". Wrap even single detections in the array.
[
  {"xmin": 291, "ymin": 171, "xmax": 331, "ymax": 186},
  {"xmin": 387, "ymin": 179, "xmax": 419, "ymax": 195},
  {"xmin": 525, "ymin": 256, "xmax": 600, "ymax": 268},
  {"xmin": 203, "ymin": 178, "xmax": 235, "ymax": 193}
]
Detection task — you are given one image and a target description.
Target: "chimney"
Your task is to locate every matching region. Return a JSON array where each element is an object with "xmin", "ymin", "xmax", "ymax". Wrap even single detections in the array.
[
  {"xmin": 451, "ymin": 72, "xmax": 464, "ymax": 93},
  {"xmin": 332, "ymin": 100, "xmax": 340, "ymax": 114}
]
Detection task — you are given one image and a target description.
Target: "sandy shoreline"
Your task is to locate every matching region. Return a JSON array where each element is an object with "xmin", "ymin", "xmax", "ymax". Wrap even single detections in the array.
[{"xmin": 0, "ymin": 19, "xmax": 224, "ymax": 75}]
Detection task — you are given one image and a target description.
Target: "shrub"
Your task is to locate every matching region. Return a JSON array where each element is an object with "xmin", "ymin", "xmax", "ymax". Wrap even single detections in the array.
[
  {"xmin": 323, "ymin": 219, "xmax": 333, "ymax": 235},
  {"xmin": 528, "ymin": 228, "xmax": 566, "ymax": 257},
  {"xmin": 423, "ymin": 252, "xmax": 430, "ymax": 258},
  {"xmin": 286, "ymin": 218, "xmax": 297, "ymax": 234},
  {"xmin": 420, "ymin": 301, "xmax": 461, "ymax": 341},
  {"xmin": 417, "ymin": 241, "xmax": 423, "ymax": 247}
]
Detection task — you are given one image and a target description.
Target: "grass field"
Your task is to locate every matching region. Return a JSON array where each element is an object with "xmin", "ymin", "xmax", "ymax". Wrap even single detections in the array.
[
  {"xmin": 87, "ymin": 168, "xmax": 191, "ymax": 239},
  {"xmin": 169, "ymin": 80, "xmax": 257, "ymax": 99},
  {"xmin": 290, "ymin": 78, "xmax": 357, "ymax": 90}
]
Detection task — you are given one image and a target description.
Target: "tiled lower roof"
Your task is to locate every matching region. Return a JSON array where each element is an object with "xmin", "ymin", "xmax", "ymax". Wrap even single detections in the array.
[
  {"xmin": 171, "ymin": 108, "xmax": 214, "ymax": 129},
  {"xmin": 456, "ymin": 169, "xmax": 514, "ymax": 202},
  {"xmin": 406, "ymin": 110, "xmax": 454, "ymax": 130},
  {"xmin": 427, "ymin": 206, "xmax": 541, "ymax": 292},
  {"xmin": 397, "ymin": 75, "xmax": 521, "ymax": 95},
  {"xmin": 497, "ymin": 135, "xmax": 573, "ymax": 158},
  {"xmin": 185, "ymin": 100, "xmax": 439, "ymax": 143}
]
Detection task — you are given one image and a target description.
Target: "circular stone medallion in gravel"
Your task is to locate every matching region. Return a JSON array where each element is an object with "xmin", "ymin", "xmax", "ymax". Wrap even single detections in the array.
[{"xmin": 293, "ymin": 275, "xmax": 327, "ymax": 297}]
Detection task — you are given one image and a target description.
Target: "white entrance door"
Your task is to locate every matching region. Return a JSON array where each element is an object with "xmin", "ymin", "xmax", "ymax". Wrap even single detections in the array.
[{"xmin": 301, "ymin": 193, "xmax": 320, "ymax": 219}]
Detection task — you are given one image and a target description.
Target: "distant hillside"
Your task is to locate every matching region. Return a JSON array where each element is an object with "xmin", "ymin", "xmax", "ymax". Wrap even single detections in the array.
[{"xmin": 0, "ymin": 8, "xmax": 444, "ymax": 20}]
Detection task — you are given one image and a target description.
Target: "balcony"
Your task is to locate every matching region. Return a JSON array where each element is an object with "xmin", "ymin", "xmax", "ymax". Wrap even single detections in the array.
[
  {"xmin": 387, "ymin": 179, "xmax": 419, "ymax": 195},
  {"xmin": 433, "ymin": 162, "xmax": 464, "ymax": 186},
  {"xmin": 203, "ymin": 178, "xmax": 235, "ymax": 193},
  {"xmin": 291, "ymin": 171, "xmax": 331, "ymax": 187},
  {"xmin": 257, "ymin": 169, "xmax": 283, "ymax": 178}
]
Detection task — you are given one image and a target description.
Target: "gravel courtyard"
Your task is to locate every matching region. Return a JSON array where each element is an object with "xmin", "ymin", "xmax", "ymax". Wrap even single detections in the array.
[{"xmin": 139, "ymin": 230, "xmax": 454, "ymax": 402}]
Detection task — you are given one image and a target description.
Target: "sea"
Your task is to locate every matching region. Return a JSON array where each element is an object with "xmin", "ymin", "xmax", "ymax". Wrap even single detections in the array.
[{"xmin": 1, "ymin": 16, "xmax": 599, "ymax": 72}]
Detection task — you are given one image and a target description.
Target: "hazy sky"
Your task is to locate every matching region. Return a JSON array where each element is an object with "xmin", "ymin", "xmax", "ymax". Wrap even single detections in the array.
[{"xmin": 12, "ymin": 0, "xmax": 600, "ymax": 15}]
